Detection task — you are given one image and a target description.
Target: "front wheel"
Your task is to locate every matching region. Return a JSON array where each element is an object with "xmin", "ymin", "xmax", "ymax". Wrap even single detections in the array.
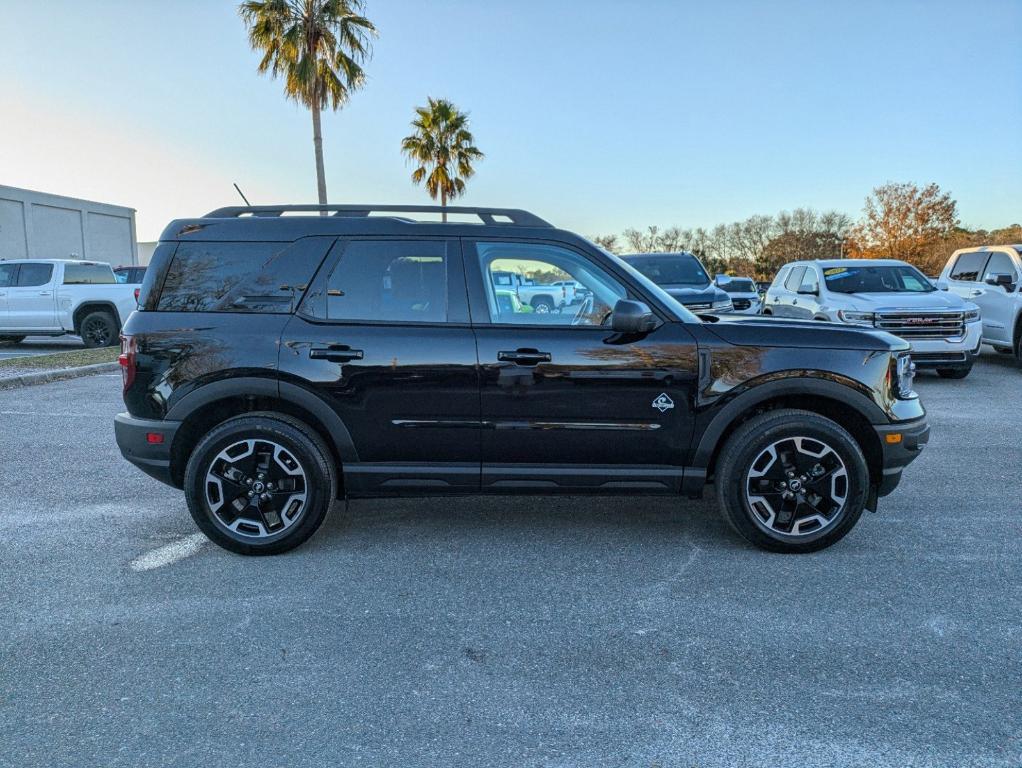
[
  {"xmin": 715, "ymin": 409, "xmax": 869, "ymax": 553},
  {"xmin": 184, "ymin": 412, "xmax": 337, "ymax": 555},
  {"xmin": 531, "ymin": 297, "xmax": 555, "ymax": 314},
  {"xmin": 936, "ymin": 366, "xmax": 971, "ymax": 379}
]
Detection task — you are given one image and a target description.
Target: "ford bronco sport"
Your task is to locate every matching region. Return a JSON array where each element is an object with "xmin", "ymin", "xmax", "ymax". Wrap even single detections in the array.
[{"xmin": 115, "ymin": 204, "xmax": 929, "ymax": 555}]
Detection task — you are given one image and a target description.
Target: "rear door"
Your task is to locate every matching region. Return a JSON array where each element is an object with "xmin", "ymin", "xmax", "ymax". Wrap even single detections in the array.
[
  {"xmin": 772, "ymin": 266, "xmax": 805, "ymax": 317},
  {"xmin": 282, "ymin": 237, "xmax": 480, "ymax": 494},
  {"xmin": 464, "ymin": 238, "xmax": 699, "ymax": 492},
  {"xmin": 791, "ymin": 266, "xmax": 821, "ymax": 319},
  {"xmin": 946, "ymin": 250, "xmax": 990, "ymax": 304},
  {"xmin": 6, "ymin": 262, "xmax": 58, "ymax": 329}
]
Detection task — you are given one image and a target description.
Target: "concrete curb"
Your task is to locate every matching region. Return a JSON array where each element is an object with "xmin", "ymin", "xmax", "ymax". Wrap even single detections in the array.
[{"xmin": 0, "ymin": 361, "xmax": 119, "ymax": 390}]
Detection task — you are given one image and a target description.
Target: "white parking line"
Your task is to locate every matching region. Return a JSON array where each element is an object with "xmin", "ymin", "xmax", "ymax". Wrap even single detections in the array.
[{"xmin": 130, "ymin": 533, "xmax": 208, "ymax": 572}]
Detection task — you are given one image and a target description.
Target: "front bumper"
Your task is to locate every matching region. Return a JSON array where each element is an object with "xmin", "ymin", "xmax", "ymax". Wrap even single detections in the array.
[
  {"xmin": 873, "ymin": 416, "xmax": 930, "ymax": 497},
  {"xmin": 114, "ymin": 412, "xmax": 181, "ymax": 487},
  {"xmin": 904, "ymin": 322, "xmax": 983, "ymax": 369}
]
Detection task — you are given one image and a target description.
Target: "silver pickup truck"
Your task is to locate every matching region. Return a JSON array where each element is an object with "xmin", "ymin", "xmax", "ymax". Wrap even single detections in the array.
[{"xmin": 0, "ymin": 259, "xmax": 138, "ymax": 347}]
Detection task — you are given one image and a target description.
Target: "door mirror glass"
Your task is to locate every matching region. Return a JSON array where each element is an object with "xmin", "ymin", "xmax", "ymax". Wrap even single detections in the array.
[{"xmin": 611, "ymin": 299, "xmax": 657, "ymax": 333}]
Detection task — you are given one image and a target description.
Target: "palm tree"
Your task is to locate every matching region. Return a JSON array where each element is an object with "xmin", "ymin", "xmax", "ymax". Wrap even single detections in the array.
[
  {"xmin": 239, "ymin": 0, "xmax": 376, "ymax": 205},
  {"xmin": 401, "ymin": 98, "xmax": 484, "ymax": 221}
]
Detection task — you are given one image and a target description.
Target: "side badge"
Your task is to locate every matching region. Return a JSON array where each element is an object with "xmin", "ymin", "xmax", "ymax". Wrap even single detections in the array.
[{"xmin": 652, "ymin": 393, "xmax": 674, "ymax": 413}]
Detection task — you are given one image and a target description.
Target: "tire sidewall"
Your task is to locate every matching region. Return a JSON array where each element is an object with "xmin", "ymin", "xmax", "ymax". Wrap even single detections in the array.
[
  {"xmin": 184, "ymin": 416, "xmax": 334, "ymax": 555},
  {"xmin": 719, "ymin": 417, "xmax": 869, "ymax": 552},
  {"xmin": 80, "ymin": 312, "xmax": 117, "ymax": 348}
]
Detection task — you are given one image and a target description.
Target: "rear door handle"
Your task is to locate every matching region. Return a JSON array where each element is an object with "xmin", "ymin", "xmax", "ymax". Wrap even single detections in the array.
[
  {"xmin": 970, "ymin": 289, "xmax": 983, "ymax": 296},
  {"xmin": 309, "ymin": 345, "xmax": 364, "ymax": 362},
  {"xmin": 498, "ymin": 349, "xmax": 551, "ymax": 365}
]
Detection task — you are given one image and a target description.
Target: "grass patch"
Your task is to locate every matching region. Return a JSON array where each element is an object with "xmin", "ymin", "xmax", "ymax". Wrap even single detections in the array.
[{"xmin": 0, "ymin": 346, "xmax": 119, "ymax": 372}]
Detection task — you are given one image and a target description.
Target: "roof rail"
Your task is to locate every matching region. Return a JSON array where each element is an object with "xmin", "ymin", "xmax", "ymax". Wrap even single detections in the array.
[{"xmin": 202, "ymin": 204, "xmax": 552, "ymax": 227}]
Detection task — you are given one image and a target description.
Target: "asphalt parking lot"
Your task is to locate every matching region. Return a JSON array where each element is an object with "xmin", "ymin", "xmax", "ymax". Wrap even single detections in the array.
[
  {"xmin": 1, "ymin": 355, "xmax": 1019, "ymax": 768},
  {"xmin": 0, "ymin": 337, "xmax": 85, "ymax": 360}
]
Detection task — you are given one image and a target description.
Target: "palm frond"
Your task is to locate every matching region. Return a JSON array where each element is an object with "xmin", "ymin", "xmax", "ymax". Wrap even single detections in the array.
[{"xmin": 400, "ymin": 98, "xmax": 484, "ymax": 205}]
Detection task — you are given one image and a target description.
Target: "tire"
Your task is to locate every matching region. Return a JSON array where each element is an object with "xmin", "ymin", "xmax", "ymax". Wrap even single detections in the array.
[
  {"xmin": 936, "ymin": 366, "xmax": 971, "ymax": 379},
  {"xmin": 79, "ymin": 311, "xmax": 118, "ymax": 348},
  {"xmin": 0, "ymin": 336, "xmax": 26, "ymax": 346},
  {"xmin": 715, "ymin": 409, "xmax": 869, "ymax": 553},
  {"xmin": 531, "ymin": 297, "xmax": 555, "ymax": 313},
  {"xmin": 183, "ymin": 412, "xmax": 337, "ymax": 555}
]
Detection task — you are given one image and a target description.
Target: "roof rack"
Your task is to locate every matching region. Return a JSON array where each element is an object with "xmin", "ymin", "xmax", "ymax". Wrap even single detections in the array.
[{"xmin": 202, "ymin": 204, "xmax": 552, "ymax": 227}]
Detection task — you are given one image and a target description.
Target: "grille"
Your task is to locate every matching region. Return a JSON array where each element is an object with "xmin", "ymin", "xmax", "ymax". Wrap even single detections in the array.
[
  {"xmin": 686, "ymin": 302, "xmax": 713, "ymax": 311},
  {"xmin": 910, "ymin": 352, "xmax": 968, "ymax": 365},
  {"xmin": 874, "ymin": 312, "xmax": 965, "ymax": 339},
  {"xmin": 733, "ymin": 299, "xmax": 752, "ymax": 310}
]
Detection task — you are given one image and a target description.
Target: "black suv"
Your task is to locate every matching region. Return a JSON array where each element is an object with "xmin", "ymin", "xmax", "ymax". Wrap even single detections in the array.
[{"xmin": 115, "ymin": 204, "xmax": 928, "ymax": 555}]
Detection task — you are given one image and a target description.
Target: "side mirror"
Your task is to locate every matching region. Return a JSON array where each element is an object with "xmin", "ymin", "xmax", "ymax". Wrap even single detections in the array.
[
  {"xmin": 985, "ymin": 273, "xmax": 1015, "ymax": 290},
  {"xmin": 611, "ymin": 299, "xmax": 658, "ymax": 333}
]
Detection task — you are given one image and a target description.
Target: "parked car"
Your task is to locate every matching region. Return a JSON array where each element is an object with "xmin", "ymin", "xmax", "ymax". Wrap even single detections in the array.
[
  {"xmin": 114, "ymin": 265, "xmax": 147, "ymax": 284},
  {"xmin": 938, "ymin": 244, "xmax": 1022, "ymax": 362},
  {"xmin": 115, "ymin": 203, "xmax": 927, "ymax": 556},
  {"xmin": 491, "ymin": 270, "xmax": 574, "ymax": 313},
  {"xmin": 714, "ymin": 275, "xmax": 762, "ymax": 314},
  {"xmin": 764, "ymin": 259, "xmax": 982, "ymax": 379},
  {"xmin": 0, "ymin": 259, "xmax": 138, "ymax": 347},
  {"xmin": 621, "ymin": 252, "xmax": 733, "ymax": 313}
]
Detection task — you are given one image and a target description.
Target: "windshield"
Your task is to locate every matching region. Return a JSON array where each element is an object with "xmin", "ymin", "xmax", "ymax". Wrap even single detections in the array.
[
  {"xmin": 626, "ymin": 255, "xmax": 710, "ymax": 287},
  {"xmin": 585, "ymin": 242, "xmax": 700, "ymax": 323},
  {"xmin": 719, "ymin": 278, "xmax": 756, "ymax": 294},
  {"xmin": 823, "ymin": 264, "xmax": 935, "ymax": 294}
]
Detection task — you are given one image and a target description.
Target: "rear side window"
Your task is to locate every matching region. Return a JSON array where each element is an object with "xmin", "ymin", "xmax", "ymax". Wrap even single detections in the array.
[
  {"xmin": 949, "ymin": 252, "xmax": 990, "ymax": 282},
  {"xmin": 16, "ymin": 263, "xmax": 54, "ymax": 287},
  {"xmin": 771, "ymin": 266, "xmax": 790, "ymax": 288},
  {"xmin": 154, "ymin": 238, "xmax": 333, "ymax": 313},
  {"xmin": 784, "ymin": 266, "xmax": 806, "ymax": 291},
  {"xmin": 302, "ymin": 240, "xmax": 449, "ymax": 323},
  {"xmin": 64, "ymin": 263, "xmax": 115, "ymax": 284}
]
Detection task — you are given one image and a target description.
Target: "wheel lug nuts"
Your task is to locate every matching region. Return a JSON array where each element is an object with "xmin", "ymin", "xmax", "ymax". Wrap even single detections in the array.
[
  {"xmin": 246, "ymin": 478, "xmax": 253, "ymax": 485},
  {"xmin": 248, "ymin": 491, "xmax": 255, "ymax": 498}
]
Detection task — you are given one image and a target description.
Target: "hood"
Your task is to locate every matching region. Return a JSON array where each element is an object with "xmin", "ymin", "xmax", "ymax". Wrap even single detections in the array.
[
  {"xmin": 663, "ymin": 284, "xmax": 728, "ymax": 305},
  {"xmin": 701, "ymin": 313, "xmax": 909, "ymax": 352},
  {"xmin": 833, "ymin": 290, "xmax": 970, "ymax": 311}
]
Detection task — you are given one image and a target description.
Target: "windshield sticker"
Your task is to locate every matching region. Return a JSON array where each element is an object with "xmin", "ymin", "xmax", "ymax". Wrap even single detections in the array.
[{"xmin": 824, "ymin": 268, "xmax": 848, "ymax": 276}]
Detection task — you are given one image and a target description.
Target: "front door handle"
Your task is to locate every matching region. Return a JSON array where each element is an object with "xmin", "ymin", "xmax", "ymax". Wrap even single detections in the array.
[
  {"xmin": 970, "ymin": 289, "xmax": 983, "ymax": 296},
  {"xmin": 498, "ymin": 348, "xmax": 551, "ymax": 366},
  {"xmin": 38, "ymin": 291, "xmax": 52, "ymax": 296},
  {"xmin": 309, "ymin": 344, "xmax": 364, "ymax": 362}
]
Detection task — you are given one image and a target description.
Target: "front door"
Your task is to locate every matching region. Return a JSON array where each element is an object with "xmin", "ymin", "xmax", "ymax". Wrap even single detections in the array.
[
  {"xmin": 281, "ymin": 237, "xmax": 480, "ymax": 494},
  {"xmin": 6, "ymin": 262, "xmax": 57, "ymax": 329},
  {"xmin": 977, "ymin": 250, "xmax": 1020, "ymax": 344},
  {"xmin": 464, "ymin": 238, "xmax": 699, "ymax": 492}
]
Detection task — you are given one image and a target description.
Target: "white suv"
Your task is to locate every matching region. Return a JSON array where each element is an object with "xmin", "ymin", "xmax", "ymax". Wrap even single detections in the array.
[
  {"xmin": 765, "ymin": 259, "xmax": 982, "ymax": 378},
  {"xmin": 938, "ymin": 245, "xmax": 1022, "ymax": 362}
]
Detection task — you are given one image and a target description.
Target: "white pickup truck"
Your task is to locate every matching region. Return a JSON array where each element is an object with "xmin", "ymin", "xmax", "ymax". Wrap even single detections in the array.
[{"xmin": 0, "ymin": 259, "xmax": 138, "ymax": 348}]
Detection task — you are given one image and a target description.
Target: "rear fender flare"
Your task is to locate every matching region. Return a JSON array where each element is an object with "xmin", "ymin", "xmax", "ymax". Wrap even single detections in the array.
[{"xmin": 165, "ymin": 376, "xmax": 358, "ymax": 464}]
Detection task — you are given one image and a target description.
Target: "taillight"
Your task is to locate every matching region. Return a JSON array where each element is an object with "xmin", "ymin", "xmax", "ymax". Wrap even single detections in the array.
[
  {"xmin": 119, "ymin": 334, "xmax": 137, "ymax": 391},
  {"xmin": 133, "ymin": 287, "xmax": 140, "ymax": 303}
]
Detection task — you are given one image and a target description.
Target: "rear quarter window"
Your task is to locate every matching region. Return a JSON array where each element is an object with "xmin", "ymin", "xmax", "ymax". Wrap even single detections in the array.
[{"xmin": 152, "ymin": 237, "xmax": 334, "ymax": 313}]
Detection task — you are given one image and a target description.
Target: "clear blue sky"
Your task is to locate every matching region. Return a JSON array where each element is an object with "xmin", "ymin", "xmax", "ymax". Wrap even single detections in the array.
[{"xmin": 1, "ymin": 0, "xmax": 1019, "ymax": 240}]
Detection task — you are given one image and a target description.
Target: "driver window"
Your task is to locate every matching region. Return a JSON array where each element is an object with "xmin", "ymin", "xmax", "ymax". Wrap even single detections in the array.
[{"xmin": 475, "ymin": 242, "xmax": 626, "ymax": 326}]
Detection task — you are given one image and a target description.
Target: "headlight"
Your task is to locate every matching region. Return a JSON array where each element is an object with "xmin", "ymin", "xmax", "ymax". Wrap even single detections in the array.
[
  {"xmin": 893, "ymin": 353, "xmax": 916, "ymax": 399},
  {"xmin": 964, "ymin": 308, "xmax": 981, "ymax": 323},
  {"xmin": 837, "ymin": 310, "xmax": 875, "ymax": 326},
  {"xmin": 711, "ymin": 298, "xmax": 734, "ymax": 312}
]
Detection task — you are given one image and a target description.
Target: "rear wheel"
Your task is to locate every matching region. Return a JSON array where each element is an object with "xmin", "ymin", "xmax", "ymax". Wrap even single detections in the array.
[
  {"xmin": 936, "ymin": 366, "xmax": 971, "ymax": 379},
  {"xmin": 184, "ymin": 412, "xmax": 337, "ymax": 555},
  {"xmin": 79, "ymin": 311, "xmax": 118, "ymax": 348},
  {"xmin": 715, "ymin": 409, "xmax": 869, "ymax": 553},
  {"xmin": 531, "ymin": 296, "xmax": 555, "ymax": 313},
  {"xmin": 0, "ymin": 336, "xmax": 26, "ymax": 346}
]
